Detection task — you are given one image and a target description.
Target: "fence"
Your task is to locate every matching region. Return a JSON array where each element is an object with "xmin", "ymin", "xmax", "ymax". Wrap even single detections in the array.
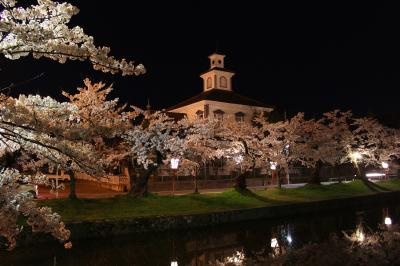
[
  {"xmin": 72, "ymin": 164, "xmax": 399, "ymax": 192},
  {"xmin": 75, "ymin": 172, "xmax": 129, "ymax": 192}
]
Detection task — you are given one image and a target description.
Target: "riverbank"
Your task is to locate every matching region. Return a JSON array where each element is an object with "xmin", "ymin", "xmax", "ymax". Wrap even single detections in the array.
[{"xmin": 31, "ymin": 179, "xmax": 400, "ymax": 241}]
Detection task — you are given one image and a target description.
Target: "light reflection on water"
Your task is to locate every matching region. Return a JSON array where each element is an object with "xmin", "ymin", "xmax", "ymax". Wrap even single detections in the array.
[{"xmin": 1, "ymin": 204, "xmax": 399, "ymax": 266}]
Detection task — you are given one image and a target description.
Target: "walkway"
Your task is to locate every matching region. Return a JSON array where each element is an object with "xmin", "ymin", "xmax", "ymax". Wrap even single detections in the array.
[{"xmin": 36, "ymin": 179, "xmax": 358, "ymax": 199}]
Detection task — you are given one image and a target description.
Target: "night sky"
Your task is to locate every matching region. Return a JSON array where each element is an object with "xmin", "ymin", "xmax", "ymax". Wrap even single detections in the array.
[{"xmin": 1, "ymin": 1, "xmax": 399, "ymax": 125}]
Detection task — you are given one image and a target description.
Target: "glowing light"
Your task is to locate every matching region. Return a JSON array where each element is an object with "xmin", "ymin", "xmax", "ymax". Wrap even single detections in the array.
[
  {"xmin": 366, "ymin": 173, "xmax": 385, "ymax": 177},
  {"xmin": 355, "ymin": 228, "xmax": 365, "ymax": 242},
  {"xmin": 225, "ymin": 251, "xmax": 245, "ymax": 264},
  {"xmin": 385, "ymin": 217, "xmax": 392, "ymax": 225},
  {"xmin": 286, "ymin": 235, "xmax": 292, "ymax": 244},
  {"xmin": 271, "ymin": 238, "xmax": 279, "ymax": 248},
  {"xmin": 170, "ymin": 261, "xmax": 178, "ymax": 266},
  {"xmin": 234, "ymin": 155, "xmax": 243, "ymax": 164},
  {"xmin": 270, "ymin": 162, "xmax": 277, "ymax": 170},
  {"xmin": 170, "ymin": 158, "xmax": 180, "ymax": 169},
  {"xmin": 351, "ymin": 152, "xmax": 362, "ymax": 160},
  {"xmin": 382, "ymin": 162, "xmax": 389, "ymax": 169}
]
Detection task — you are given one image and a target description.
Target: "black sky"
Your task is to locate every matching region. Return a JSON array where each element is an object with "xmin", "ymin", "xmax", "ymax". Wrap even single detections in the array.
[{"xmin": 1, "ymin": 1, "xmax": 399, "ymax": 124}]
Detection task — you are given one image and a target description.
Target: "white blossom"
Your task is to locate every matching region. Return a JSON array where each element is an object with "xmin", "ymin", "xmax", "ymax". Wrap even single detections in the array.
[{"xmin": 0, "ymin": 0, "xmax": 145, "ymax": 75}]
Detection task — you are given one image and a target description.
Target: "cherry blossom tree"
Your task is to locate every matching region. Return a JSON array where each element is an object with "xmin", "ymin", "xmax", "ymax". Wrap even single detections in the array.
[
  {"xmin": 257, "ymin": 113, "xmax": 307, "ymax": 187},
  {"xmin": 0, "ymin": 94, "xmax": 87, "ymax": 249},
  {"xmin": 0, "ymin": 79, "xmax": 130, "ymax": 249},
  {"xmin": 215, "ymin": 120, "xmax": 266, "ymax": 190},
  {"xmin": 351, "ymin": 116, "xmax": 400, "ymax": 179},
  {"xmin": 178, "ymin": 118, "xmax": 267, "ymax": 191},
  {"xmin": 177, "ymin": 118, "xmax": 221, "ymax": 193},
  {"xmin": 0, "ymin": 0, "xmax": 145, "ymax": 250},
  {"xmin": 123, "ymin": 110, "xmax": 186, "ymax": 197},
  {"xmin": 59, "ymin": 79, "xmax": 132, "ymax": 198},
  {"xmin": 317, "ymin": 110, "xmax": 354, "ymax": 182},
  {"xmin": 0, "ymin": 0, "xmax": 145, "ymax": 75},
  {"xmin": 0, "ymin": 168, "xmax": 70, "ymax": 250}
]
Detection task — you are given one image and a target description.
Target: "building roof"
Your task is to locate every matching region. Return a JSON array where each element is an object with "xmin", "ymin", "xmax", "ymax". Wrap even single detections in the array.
[
  {"xmin": 167, "ymin": 89, "xmax": 273, "ymax": 111},
  {"xmin": 200, "ymin": 67, "xmax": 235, "ymax": 75}
]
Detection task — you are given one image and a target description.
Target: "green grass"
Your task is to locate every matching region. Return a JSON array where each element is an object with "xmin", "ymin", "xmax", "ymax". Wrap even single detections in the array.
[
  {"xmin": 39, "ymin": 180, "xmax": 400, "ymax": 222},
  {"xmin": 258, "ymin": 180, "xmax": 381, "ymax": 203}
]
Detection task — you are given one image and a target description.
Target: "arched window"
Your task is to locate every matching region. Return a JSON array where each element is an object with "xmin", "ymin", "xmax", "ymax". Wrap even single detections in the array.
[
  {"xmin": 207, "ymin": 77, "xmax": 212, "ymax": 89},
  {"xmin": 195, "ymin": 110, "xmax": 204, "ymax": 119},
  {"xmin": 213, "ymin": 109, "xmax": 225, "ymax": 121},
  {"xmin": 235, "ymin": 112, "xmax": 245, "ymax": 122},
  {"xmin": 220, "ymin": 76, "xmax": 227, "ymax": 88}
]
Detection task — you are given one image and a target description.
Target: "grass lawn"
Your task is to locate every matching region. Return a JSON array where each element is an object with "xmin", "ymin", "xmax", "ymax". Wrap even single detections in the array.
[{"xmin": 39, "ymin": 179, "xmax": 400, "ymax": 222}]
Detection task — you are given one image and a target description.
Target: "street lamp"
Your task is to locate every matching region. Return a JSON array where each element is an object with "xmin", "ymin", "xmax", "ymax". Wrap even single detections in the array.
[
  {"xmin": 170, "ymin": 261, "xmax": 178, "ymax": 266},
  {"xmin": 351, "ymin": 152, "xmax": 363, "ymax": 178},
  {"xmin": 170, "ymin": 158, "xmax": 180, "ymax": 195},
  {"xmin": 270, "ymin": 161, "xmax": 277, "ymax": 170},
  {"xmin": 385, "ymin": 217, "xmax": 392, "ymax": 226},
  {"xmin": 270, "ymin": 237, "xmax": 278, "ymax": 248},
  {"xmin": 383, "ymin": 207, "xmax": 392, "ymax": 226},
  {"xmin": 382, "ymin": 162, "xmax": 389, "ymax": 180},
  {"xmin": 286, "ymin": 234, "xmax": 293, "ymax": 244},
  {"xmin": 270, "ymin": 162, "xmax": 278, "ymax": 187},
  {"xmin": 284, "ymin": 144, "xmax": 290, "ymax": 184},
  {"xmin": 234, "ymin": 155, "xmax": 244, "ymax": 173}
]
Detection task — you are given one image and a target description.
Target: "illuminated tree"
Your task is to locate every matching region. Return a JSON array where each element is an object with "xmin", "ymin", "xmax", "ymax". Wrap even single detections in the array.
[
  {"xmin": 0, "ymin": 80, "xmax": 133, "ymax": 248},
  {"xmin": 351, "ymin": 116, "xmax": 400, "ymax": 178},
  {"xmin": 123, "ymin": 110, "xmax": 185, "ymax": 197},
  {"xmin": 257, "ymin": 113, "xmax": 307, "ymax": 186},
  {"xmin": 0, "ymin": 0, "xmax": 145, "ymax": 75},
  {"xmin": 0, "ymin": 0, "xmax": 144, "ymax": 249},
  {"xmin": 214, "ymin": 121, "xmax": 266, "ymax": 190}
]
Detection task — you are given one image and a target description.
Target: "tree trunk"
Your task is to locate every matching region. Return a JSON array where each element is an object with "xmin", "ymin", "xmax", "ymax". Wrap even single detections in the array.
[
  {"xmin": 309, "ymin": 160, "xmax": 322, "ymax": 185},
  {"xmin": 66, "ymin": 169, "xmax": 77, "ymax": 200},
  {"xmin": 335, "ymin": 165, "xmax": 342, "ymax": 183},
  {"xmin": 234, "ymin": 172, "xmax": 247, "ymax": 190},
  {"xmin": 129, "ymin": 165, "xmax": 157, "ymax": 197},
  {"xmin": 193, "ymin": 175, "xmax": 199, "ymax": 194},
  {"xmin": 277, "ymin": 168, "xmax": 282, "ymax": 189}
]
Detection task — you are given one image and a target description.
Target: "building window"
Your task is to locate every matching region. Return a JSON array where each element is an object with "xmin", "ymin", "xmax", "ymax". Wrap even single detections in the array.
[
  {"xmin": 207, "ymin": 77, "xmax": 212, "ymax": 89},
  {"xmin": 235, "ymin": 112, "xmax": 245, "ymax": 122},
  {"xmin": 220, "ymin": 76, "xmax": 227, "ymax": 88},
  {"xmin": 214, "ymin": 109, "xmax": 224, "ymax": 121},
  {"xmin": 195, "ymin": 110, "xmax": 204, "ymax": 119}
]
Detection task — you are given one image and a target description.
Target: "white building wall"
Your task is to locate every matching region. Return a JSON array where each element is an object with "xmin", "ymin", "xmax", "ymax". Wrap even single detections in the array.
[{"xmin": 169, "ymin": 100, "xmax": 272, "ymax": 122}]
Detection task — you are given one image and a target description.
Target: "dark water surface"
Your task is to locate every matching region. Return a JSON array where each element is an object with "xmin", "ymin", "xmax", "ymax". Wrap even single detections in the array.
[{"xmin": 1, "ymin": 203, "xmax": 399, "ymax": 266}]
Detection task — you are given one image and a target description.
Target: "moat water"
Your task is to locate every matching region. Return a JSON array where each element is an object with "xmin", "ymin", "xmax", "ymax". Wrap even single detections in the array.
[{"xmin": 1, "ymin": 203, "xmax": 399, "ymax": 266}]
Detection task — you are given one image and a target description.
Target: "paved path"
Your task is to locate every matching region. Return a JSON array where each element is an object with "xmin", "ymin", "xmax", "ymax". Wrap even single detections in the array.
[{"xmin": 36, "ymin": 179, "xmax": 359, "ymax": 199}]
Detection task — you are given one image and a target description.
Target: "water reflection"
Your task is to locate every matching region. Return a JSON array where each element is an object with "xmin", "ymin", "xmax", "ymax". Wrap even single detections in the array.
[{"xmin": 1, "ymin": 204, "xmax": 400, "ymax": 265}]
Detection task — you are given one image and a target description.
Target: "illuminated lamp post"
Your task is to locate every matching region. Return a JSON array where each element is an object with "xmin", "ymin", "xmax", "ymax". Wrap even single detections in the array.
[
  {"xmin": 283, "ymin": 144, "xmax": 290, "ymax": 184},
  {"xmin": 270, "ymin": 161, "xmax": 278, "ymax": 187},
  {"xmin": 383, "ymin": 207, "xmax": 392, "ymax": 227},
  {"xmin": 382, "ymin": 162, "xmax": 389, "ymax": 180},
  {"xmin": 170, "ymin": 158, "xmax": 180, "ymax": 195},
  {"xmin": 351, "ymin": 152, "xmax": 363, "ymax": 178}
]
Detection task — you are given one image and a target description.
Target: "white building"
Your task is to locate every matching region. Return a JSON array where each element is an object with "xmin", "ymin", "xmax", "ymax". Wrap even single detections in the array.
[{"xmin": 167, "ymin": 53, "xmax": 273, "ymax": 122}]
